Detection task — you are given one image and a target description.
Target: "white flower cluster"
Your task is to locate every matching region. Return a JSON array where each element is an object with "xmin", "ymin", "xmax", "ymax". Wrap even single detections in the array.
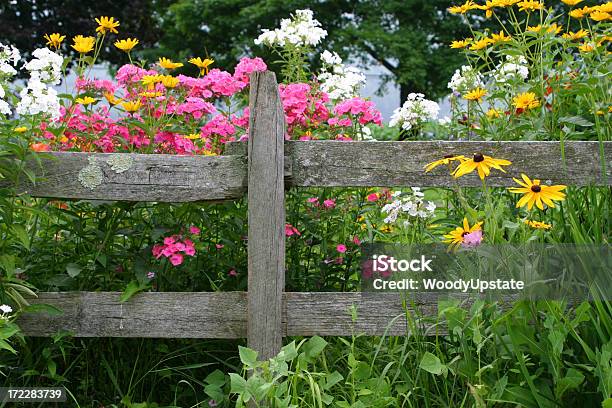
[
  {"xmin": 389, "ymin": 93, "xmax": 440, "ymax": 131},
  {"xmin": 16, "ymin": 80, "xmax": 61, "ymax": 120},
  {"xmin": 317, "ymin": 50, "xmax": 366, "ymax": 100},
  {"xmin": 0, "ymin": 43, "xmax": 21, "ymax": 115},
  {"xmin": 0, "ymin": 304, "xmax": 12, "ymax": 316},
  {"xmin": 16, "ymin": 48, "xmax": 63, "ymax": 120},
  {"xmin": 447, "ymin": 65, "xmax": 484, "ymax": 94},
  {"xmin": 493, "ymin": 55, "xmax": 529, "ymax": 83},
  {"xmin": 23, "ymin": 47, "xmax": 63, "ymax": 85},
  {"xmin": 382, "ymin": 188, "xmax": 436, "ymax": 225},
  {"xmin": 255, "ymin": 9, "xmax": 328, "ymax": 48}
]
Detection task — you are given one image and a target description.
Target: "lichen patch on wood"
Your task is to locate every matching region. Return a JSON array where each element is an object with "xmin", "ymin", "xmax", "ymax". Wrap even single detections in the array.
[
  {"xmin": 77, "ymin": 156, "xmax": 103, "ymax": 190},
  {"xmin": 106, "ymin": 154, "xmax": 134, "ymax": 174}
]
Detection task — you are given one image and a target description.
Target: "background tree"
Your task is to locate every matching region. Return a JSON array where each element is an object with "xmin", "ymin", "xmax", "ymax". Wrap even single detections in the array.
[
  {"xmin": 152, "ymin": 0, "xmax": 473, "ymax": 101},
  {"xmin": 0, "ymin": 0, "xmax": 173, "ymax": 70}
]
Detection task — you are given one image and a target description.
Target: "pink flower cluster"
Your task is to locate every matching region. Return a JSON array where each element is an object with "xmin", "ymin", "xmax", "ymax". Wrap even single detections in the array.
[
  {"xmin": 152, "ymin": 227, "xmax": 200, "ymax": 266},
  {"xmin": 279, "ymin": 83, "xmax": 330, "ymax": 136},
  {"xmin": 328, "ymin": 97, "xmax": 382, "ymax": 127},
  {"xmin": 285, "ymin": 223, "xmax": 301, "ymax": 237},
  {"xmin": 233, "ymin": 57, "xmax": 267, "ymax": 84},
  {"xmin": 307, "ymin": 197, "xmax": 336, "ymax": 209}
]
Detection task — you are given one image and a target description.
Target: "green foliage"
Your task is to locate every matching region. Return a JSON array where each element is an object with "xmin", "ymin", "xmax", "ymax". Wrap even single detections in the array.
[{"xmin": 152, "ymin": 0, "xmax": 472, "ymax": 99}]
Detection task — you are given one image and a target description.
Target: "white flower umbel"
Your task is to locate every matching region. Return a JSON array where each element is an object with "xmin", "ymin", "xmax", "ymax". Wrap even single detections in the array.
[
  {"xmin": 23, "ymin": 47, "xmax": 63, "ymax": 85},
  {"xmin": 16, "ymin": 78, "xmax": 61, "ymax": 120},
  {"xmin": 317, "ymin": 50, "xmax": 366, "ymax": 100},
  {"xmin": 389, "ymin": 93, "xmax": 440, "ymax": 131},
  {"xmin": 493, "ymin": 55, "xmax": 529, "ymax": 84},
  {"xmin": 255, "ymin": 9, "xmax": 327, "ymax": 48},
  {"xmin": 447, "ymin": 65, "xmax": 484, "ymax": 94},
  {"xmin": 382, "ymin": 187, "xmax": 436, "ymax": 225},
  {"xmin": 0, "ymin": 42, "xmax": 21, "ymax": 115},
  {"xmin": 0, "ymin": 304, "xmax": 12, "ymax": 314}
]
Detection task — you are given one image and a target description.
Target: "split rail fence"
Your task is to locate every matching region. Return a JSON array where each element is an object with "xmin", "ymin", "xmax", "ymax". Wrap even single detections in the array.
[{"xmin": 15, "ymin": 71, "xmax": 612, "ymax": 360}]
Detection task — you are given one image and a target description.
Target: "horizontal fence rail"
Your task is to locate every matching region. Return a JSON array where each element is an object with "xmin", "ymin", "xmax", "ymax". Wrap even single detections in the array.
[
  {"xmin": 10, "ymin": 141, "xmax": 612, "ymax": 202},
  {"xmin": 15, "ymin": 152, "xmax": 247, "ymax": 202},
  {"xmin": 18, "ymin": 292, "xmax": 451, "ymax": 338}
]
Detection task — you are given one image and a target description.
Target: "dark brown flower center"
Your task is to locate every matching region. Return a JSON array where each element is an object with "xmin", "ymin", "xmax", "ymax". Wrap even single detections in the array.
[
  {"xmin": 444, "ymin": 154, "xmax": 456, "ymax": 159},
  {"xmin": 473, "ymin": 153, "xmax": 484, "ymax": 162},
  {"xmin": 531, "ymin": 185, "xmax": 541, "ymax": 193}
]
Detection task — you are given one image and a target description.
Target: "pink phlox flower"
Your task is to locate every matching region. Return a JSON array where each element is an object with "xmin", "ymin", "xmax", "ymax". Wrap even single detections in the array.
[
  {"xmin": 233, "ymin": 57, "xmax": 267, "ymax": 84},
  {"xmin": 285, "ymin": 223, "xmax": 301, "ymax": 237},
  {"xmin": 323, "ymin": 199, "xmax": 336, "ymax": 209},
  {"xmin": 329, "ymin": 97, "xmax": 383, "ymax": 127}
]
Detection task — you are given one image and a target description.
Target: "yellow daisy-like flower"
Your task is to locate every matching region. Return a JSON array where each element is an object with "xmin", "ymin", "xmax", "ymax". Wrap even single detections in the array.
[
  {"xmin": 478, "ymin": 1, "xmax": 496, "ymax": 18},
  {"xmin": 141, "ymin": 74, "xmax": 163, "ymax": 90},
  {"xmin": 114, "ymin": 38, "xmax": 139, "ymax": 53},
  {"xmin": 453, "ymin": 153, "xmax": 512, "ymax": 180},
  {"xmin": 527, "ymin": 25, "xmax": 542, "ymax": 32},
  {"xmin": 443, "ymin": 217, "xmax": 483, "ymax": 251},
  {"xmin": 590, "ymin": 10, "xmax": 611, "ymax": 21},
  {"xmin": 508, "ymin": 174, "xmax": 566, "ymax": 210},
  {"xmin": 561, "ymin": 0, "xmax": 583, "ymax": 5},
  {"xmin": 14, "ymin": 126, "xmax": 27, "ymax": 133},
  {"xmin": 524, "ymin": 219, "xmax": 552, "ymax": 230},
  {"xmin": 189, "ymin": 57, "xmax": 214, "ymax": 75},
  {"xmin": 379, "ymin": 225, "xmax": 393, "ymax": 233},
  {"xmin": 139, "ymin": 91, "xmax": 163, "ymax": 98},
  {"xmin": 450, "ymin": 39, "xmax": 472, "ymax": 48},
  {"xmin": 424, "ymin": 155, "xmax": 467, "ymax": 172},
  {"xmin": 486, "ymin": 108, "xmax": 501, "ymax": 118},
  {"xmin": 547, "ymin": 23, "xmax": 563, "ymax": 34},
  {"xmin": 562, "ymin": 29, "xmax": 589, "ymax": 40},
  {"xmin": 595, "ymin": 2, "xmax": 612, "ymax": 12},
  {"xmin": 578, "ymin": 42, "xmax": 595, "ymax": 52},
  {"xmin": 75, "ymin": 96, "xmax": 97, "ymax": 105},
  {"xmin": 95, "ymin": 16, "xmax": 120, "ymax": 35},
  {"xmin": 71, "ymin": 35, "xmax": 95, "ymax": 54},
  {"xmin": 161, "ymin": 75, "xmax": 180, "ymax": 88},
  {"xmin": 569, "ymin": 6, "xmax": 592, "ymax": 18},
  {"xmin": 463, "ymin": 87, "xmax": 487, "ymax": 102},
  {"xmin": 490, "ymin": 31, "xmax": 511, "ymax": 44},
  {"xmin": 470, "ymin": 38, "xmax": 493, "ymax": 50},
  {"xmin": 121, "ymin": 100, "xmax": 142, "ymax": 113},
  {"xmin": 513, "ymin": 92, "xmax": 540, "ymax": 110},
  {"xmin": 158, "ymin": 57, "xmax": 184, "ymax": 70},
  {"xmin": 517, "ymin": 0, "xmax": 544, "ymax": 12},
  {"xmin": 44, "ymin": 33, "xmax": 65, "ymax": 50},
  {"xmin": 448, "ymin": 0, "xmax": 478, "ymax": 14},
  {"xmin": 185, "ymin": 133, "xmax": 201, "ymax": 140},
  {"xmin": 104, "ymin": 92, "xmax": 123, "ymax": 106}
]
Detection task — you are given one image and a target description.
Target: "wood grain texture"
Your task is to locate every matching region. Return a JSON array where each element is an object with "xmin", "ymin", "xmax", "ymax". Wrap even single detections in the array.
[
  {"xmin": 288, "ymin": 140, "xmax": 612, "ymax": 187},
  {"xmin": 19, "ymin": 292, "xmax": 449, "ymax": 338},
  {"xmin": 16, "ymin": 152, "xmax": 247, "ymax": 202},
  {"xmin": 247, "ymin": 71, "xmax": 286, "ymax": 359},
  {"xmin": 18, "ymin": 292, "xmax": 247, "ymax": 338}
]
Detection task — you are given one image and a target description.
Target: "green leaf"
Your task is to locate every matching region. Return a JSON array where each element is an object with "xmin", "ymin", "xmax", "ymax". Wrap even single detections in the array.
[
  {"xmin": 559, "ymin": 116, "xmax": 594, "ymax": 127},
  {"xmin": 23, "ymin": 303, "xmax": 63, "ymax": 316},
  {"xmin": 11, "ymin": 225, "xmax": 30, "ymax": 249},
  {"xmin": 303, "ymin": 335, "xmax": 327, "ymax": 360},
  {"xmin": 65, "ymin": 263, "xmax": 82, "ymax": 278},
  {"xmin": 238, "ymin": 346, "xmax": 259, "ymax": 367},
  {"xmin": 119, "ymin": 280, "xmax": 146, "ymax": 303},
  {"xmin": 419, "ymin": 352, "xmax": 447, "ymax": 376},
  {"xmin": 229, "ymin": 373, "xmax": 247, "ymax": 394},
  {"xmin": 555, "ymin": 368, "xmax": 584, "ymax": 399}
]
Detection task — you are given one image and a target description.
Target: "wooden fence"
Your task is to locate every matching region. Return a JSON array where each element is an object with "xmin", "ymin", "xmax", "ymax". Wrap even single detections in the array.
[{"xmin": 15, "ymin": 71, "xmax": 612, "ymax": 360}]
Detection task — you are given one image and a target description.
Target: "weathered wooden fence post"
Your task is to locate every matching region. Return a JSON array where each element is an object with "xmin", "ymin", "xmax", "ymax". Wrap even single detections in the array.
[{"xmin": 247, "ymin": 71, "xmax": 286, "ymax": 360}]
